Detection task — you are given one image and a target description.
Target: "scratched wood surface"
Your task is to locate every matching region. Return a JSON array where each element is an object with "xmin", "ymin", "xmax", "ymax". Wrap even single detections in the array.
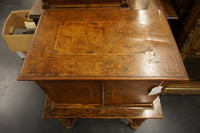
[{"xmin": 18, "ymin": 9, "xmax": 188, "ymax": 81}]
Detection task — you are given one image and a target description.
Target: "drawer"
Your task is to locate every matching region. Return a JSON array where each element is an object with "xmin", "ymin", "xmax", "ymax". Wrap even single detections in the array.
[
  {"xmin": 104, "ymin": 81, "xmax": 164, "ymax": 105},
  {"xmin": 37, "ymin": 81, "xmax": 101, "ymax": 104}
]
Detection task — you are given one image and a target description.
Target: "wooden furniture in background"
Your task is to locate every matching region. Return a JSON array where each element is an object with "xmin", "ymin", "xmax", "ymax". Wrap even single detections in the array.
[
  {"xmin": 162, "ymin": 82, "xmax": 200, "ymax": 95},
  {"xmin": 18, "ymin": 9, "xmax": 188, "ymax": 129},
  {"xmin": 42, "ymin": 0, "xmax": 128, "ymax": 8},
  {"xmin": 163, "ymin": 0, "xmax": 200, "ymax": 95},
  {"xmin": 169, "ymin": 0, "xmax": 197, "ymax": 48},
  {"xmin": 159, "ymin": 0, "xmax": 177, "ymax": 19},
  {"xmin": 128, "ymin": 0, "xmax": 177, "ymax": 19},
  {"xmin": 29, "ymin": 0, "xmax": 178, "ymax": 23},
  {"xmin": 29, "ymin": 0, "xmax": 129, "ymax": 24}
]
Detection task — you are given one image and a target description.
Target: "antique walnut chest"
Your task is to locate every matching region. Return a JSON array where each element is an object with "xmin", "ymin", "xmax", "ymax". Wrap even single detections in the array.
[{"xmin": 18, "ymin": 9, "xmax": 188, "ymax": 129}]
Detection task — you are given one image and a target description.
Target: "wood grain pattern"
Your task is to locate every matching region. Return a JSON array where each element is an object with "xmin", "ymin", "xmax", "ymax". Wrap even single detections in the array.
[
  {"xmin": 104, "ymin": 81, "xmax": 164, "ymax": 105},
  {"xmin": 18, "ymin": 9, "xmax": 187, "ymax": 129},
  {"xmin": 37, "ymin": 81, "xmax": 101, "ymax": 103},
  {"xmin": 43, "ymin": 97, "xmax": 163, "ymax": 118},
  {"xmin": 29, "ymin": 0, "xmax": 177, "ymax": 21},
  {"xmin": 36, "ymin": 80, "xmax": 167, "ymax": 104},
  {"xmin": 18, "ymin": 9, "xmax": 188, "ymax": 81}
]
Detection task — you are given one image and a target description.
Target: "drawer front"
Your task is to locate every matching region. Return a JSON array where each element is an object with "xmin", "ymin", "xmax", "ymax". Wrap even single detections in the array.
[
  {"xmin": 36, "ymin": 81, "xmax": 101, "ymax": 104},
  {"xmin": 104, "ymin": 81, "xmax": 163, "ymax": 105}
]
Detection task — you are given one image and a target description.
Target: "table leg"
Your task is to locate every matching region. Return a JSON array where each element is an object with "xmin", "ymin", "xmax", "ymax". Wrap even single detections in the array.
[
  {"xmin": 59, "ymin": 118, "xmax": 77, "ymax": 128},
  {"xmin": 127, "ymin": 119, "xmax": 146, "ymax": 130}
]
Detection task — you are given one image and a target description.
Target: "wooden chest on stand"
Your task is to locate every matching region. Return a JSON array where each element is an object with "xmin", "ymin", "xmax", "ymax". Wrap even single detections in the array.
[{"xmin": 18, "ymin": 1, "xmax": 188, "ymax": 130}]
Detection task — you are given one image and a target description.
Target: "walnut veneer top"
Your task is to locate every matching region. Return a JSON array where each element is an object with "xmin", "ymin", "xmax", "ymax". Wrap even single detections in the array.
[{"xmin": 18, "ymin": 9, "xmax": 188, "ymax": 81}]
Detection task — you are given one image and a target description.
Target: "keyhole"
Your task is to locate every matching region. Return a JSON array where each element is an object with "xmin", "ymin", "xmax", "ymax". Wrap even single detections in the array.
[{"xmin": 105, "ymin": 90, "xmax": 112, "ymax": 96}]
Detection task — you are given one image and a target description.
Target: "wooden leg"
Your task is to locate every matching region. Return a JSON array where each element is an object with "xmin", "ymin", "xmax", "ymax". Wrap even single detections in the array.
[
  {"xmin": 127, "ymin": 119, "xmax": 146, "ymax": 130},
  {"xmin": 59, "ymin": 118, "xmax": 77, "ymax": 129}
]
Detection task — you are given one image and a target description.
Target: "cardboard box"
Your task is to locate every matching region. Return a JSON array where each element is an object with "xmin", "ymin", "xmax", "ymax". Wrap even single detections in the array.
[{"xmin": 2, "ymin": 10, "xmax": 34, "ymax": 52}]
